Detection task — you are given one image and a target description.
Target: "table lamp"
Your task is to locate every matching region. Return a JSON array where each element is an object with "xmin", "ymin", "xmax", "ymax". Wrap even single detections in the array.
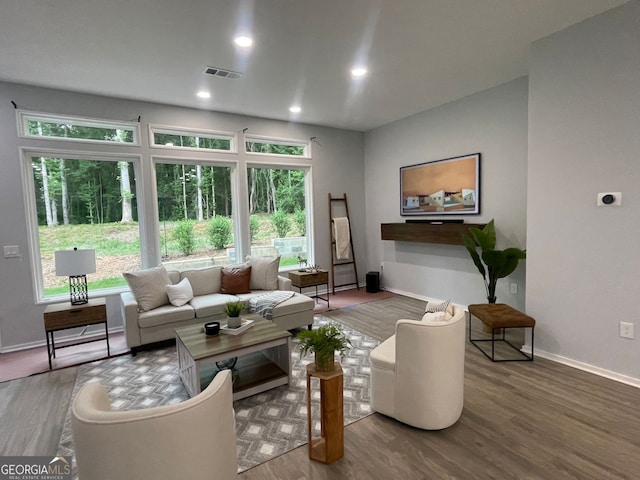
[{"xmin": 54, "ymin": 248, "xmax": 97, "ymax": 305}]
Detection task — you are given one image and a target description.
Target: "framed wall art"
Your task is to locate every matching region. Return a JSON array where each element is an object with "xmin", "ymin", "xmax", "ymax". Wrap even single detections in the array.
[{"xmin": 400, "ymin": 152, "xmax": 480, "ymax": 216}]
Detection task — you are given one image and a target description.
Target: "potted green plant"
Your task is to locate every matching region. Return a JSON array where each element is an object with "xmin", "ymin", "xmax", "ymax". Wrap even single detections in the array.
[
  {"xmin": 297, "ymin": 323, "xmax": 352, "ymax": 372},
  {"xmin": 463, "ymin": 219, "xmax": 526, "ymax": 304},
  {"xmin": 224, "ymin": 300, "xmax": 245, "ymax": 328}
]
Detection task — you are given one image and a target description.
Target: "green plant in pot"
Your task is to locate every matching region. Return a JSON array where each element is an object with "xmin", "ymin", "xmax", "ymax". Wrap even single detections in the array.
[
  {"xmin": 224, "ymin": 300, "xmax": 245, "ymax": 328},
  {"xmin": 463, "ymin": 219, "xmax": 526, "ymax": 304},
  {"xmin": 297, "ymin": 323, "xmax": 352, "ymax": 372}
]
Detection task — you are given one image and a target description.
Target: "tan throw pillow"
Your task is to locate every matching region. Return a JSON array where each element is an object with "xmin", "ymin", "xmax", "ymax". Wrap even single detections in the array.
[
  {"xmin": 166, "ymin": 277, "xmax": 194, "ymax": 307},
  {"xmin": 180, "ymin": 266, "xmax": 222, "ymax": 296},
  {"xmin": 123, "ymin": 266, "xmax": 171, "ymax": 312},
  {"xmin": 220, "ymin": 265, "xmax": 252, "ymax": 294},
  {"xmin": 246, "ymin": 255, "xmax": 280, "ymax": 291}
]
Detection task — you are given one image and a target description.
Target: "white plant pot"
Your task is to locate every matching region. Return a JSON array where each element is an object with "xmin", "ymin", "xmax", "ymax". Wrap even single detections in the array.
[{"xmin": 227, "ymin": 316, "xmax": 242, "ymax": 329}]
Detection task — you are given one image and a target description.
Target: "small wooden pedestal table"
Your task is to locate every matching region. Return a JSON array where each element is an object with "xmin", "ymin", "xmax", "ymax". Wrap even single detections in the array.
[
  {"xmin": 306, "ymin": 363, "xmax": 344, "ymax": 464},
  {"xmin": 43, "ymin": 297, "xmax": 109, "ymax": 369}
]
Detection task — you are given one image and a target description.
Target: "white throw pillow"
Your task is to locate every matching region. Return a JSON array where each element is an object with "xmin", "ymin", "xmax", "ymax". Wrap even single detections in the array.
[
  {"xmin": 421, "ymin": 311, "xmax": 452, "ymax": 324},
  {"xmin": 123, "ymin": 266, "xmax": 171, "ymax": 312},
  {"xmin": 166, "ymin": 277, "xmax": 194, "ymax": 307},
  {"xmin": 245, "ymin": 255, "xmax": 280, "ymax": 291}
]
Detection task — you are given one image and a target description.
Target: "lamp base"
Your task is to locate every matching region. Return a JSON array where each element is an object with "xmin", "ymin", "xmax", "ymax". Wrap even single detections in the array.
[{"xmin": 69, "ymin": 274, "xmax": 89, "ymax": 305}]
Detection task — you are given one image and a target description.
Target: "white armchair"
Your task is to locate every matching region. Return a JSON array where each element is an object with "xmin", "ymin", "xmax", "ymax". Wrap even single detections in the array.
[
  {"xmin": 369, "ymin": 305, "xmax": 466, "ymax": 430},
  {"xmin": 71, "ymin": 369, "xmax": 237, "ymax": 480}
]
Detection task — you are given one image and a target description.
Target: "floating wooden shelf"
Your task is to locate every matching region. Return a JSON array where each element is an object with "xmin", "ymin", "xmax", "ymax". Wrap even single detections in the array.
[{"xmin": 380, "ymin": 222, "xmax": 485, "ymax": 245}]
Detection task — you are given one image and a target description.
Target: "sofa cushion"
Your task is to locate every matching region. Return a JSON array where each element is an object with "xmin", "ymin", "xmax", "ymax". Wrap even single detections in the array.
[
  {"xmin": 137, "ymin": 303, "xmax": 195, "ymax": 328},
  {"xmin": 220, "ymin": 265, "xmax": 252, "ymax": 294},
  {"xmin": 190, "ymin": 293, "xmax": 239, "ymax": 318},
  {"xmin": 246, "ymin": 255, "xmax": 280, "ymax": 291},
  {"xmin": 369, "ymin": 335, "xmax": 396, "ymax": 371},
  {"xmin": 180, "ymin": 267, "xmax": 222, "ymax": 296},
  {"xmin": 123, "ymin": 266, "xmax": 171, "ymax": 312},
  {"xmin": 166, "ymin": 278, "xmax": 194, "ymax": 307}
]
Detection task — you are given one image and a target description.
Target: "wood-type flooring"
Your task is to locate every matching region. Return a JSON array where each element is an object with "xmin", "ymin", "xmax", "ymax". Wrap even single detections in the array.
[{"xmin": 1, "ymin": 294, "xmax": 639, "ymax": 479}]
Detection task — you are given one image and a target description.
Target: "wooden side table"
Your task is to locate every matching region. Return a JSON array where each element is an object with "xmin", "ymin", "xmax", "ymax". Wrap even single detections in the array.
[
  {"xmin": 306, "ymin": 363, "xmax": 344, "ymax": 464},
  {"xmin": 289, "ymin": 270, "xmax": 330, "ymax": 307},
  {"xmin": 43, "ymin": 297, "xmax": 109, "ymax": 369}
]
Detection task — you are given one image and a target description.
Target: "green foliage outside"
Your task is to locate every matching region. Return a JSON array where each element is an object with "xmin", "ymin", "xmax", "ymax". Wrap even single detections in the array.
[
  {"xmin": 173, "ymin": 220, "xmax": 195, "ymax": 256},
  {"xmin": 293, "ymin": 209, "xmax": 306, "ymax": 236},
  {"xmin": 208, "ymin": 216, "xmax": 233, "ymax": 250},
  {"xmin": 249, "ymin": 215, "xmax": 259, "ymax": 241},
  {"xmin": 271, "ymin": 211, "xmax": 291, "ymax": 238}
]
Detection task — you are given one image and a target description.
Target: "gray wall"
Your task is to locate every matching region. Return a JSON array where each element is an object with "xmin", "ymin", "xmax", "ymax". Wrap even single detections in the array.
[
  {"xmin": 364, "ymin": 77, "xmax": 529, "ymax": 308},
  {"xmin": 0, "ymin": 82, "xmax": 365, "ymax": 351},
  {"xmin": 527, "ymin": 1, "xmax": 640, "ymax": 381}
]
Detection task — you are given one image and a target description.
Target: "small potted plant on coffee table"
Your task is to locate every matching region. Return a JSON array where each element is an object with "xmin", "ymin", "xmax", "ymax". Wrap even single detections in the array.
[
  {"xmin": 297, "ymin": 323, "xmax": 352, "ymax": 372},
  {"xmin": 224, "ymin": 300, "xmax": 245, "ymax": 329}
]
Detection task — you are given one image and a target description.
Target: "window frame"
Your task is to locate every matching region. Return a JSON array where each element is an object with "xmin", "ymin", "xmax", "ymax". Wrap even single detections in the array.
[
  {"xmin": 149, "ymin": 124, "xmax": 237, "ymax": 153},
  {"xmin": 20, "ymin": 147, "xmax": 144, "ymax": 303},
  {"xmin": 244, "ymin": 134, "xmax": 311, "ymax": 159},
  {"xmin": 17, "ymin": 110, "xmax": 140, "ymax": 146},
  {"xmin": 150, "ymin": 155, "xmax": 242, "ymax": 267},
  {"xmin": 245, "ymin": 159, "xmax": 314, "ymax": 270}
]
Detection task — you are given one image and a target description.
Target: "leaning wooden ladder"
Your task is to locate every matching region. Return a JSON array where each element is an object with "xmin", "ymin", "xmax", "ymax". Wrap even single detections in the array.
[{"xmin": 328, "ymin": 193, "xmax": 359, "ymax": 294}]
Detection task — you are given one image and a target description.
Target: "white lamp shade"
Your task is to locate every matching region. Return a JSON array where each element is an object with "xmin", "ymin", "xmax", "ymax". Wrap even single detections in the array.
[{"xmin": 55, "ymin": 249, "xmax": 97, "ymax": 276}]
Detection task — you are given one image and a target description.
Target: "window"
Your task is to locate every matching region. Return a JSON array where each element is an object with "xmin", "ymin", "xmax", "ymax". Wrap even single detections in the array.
[
  {"xmin": 247, "ymin": 167, "xmax": 309, "ymax": 268},
  {"xmin": 150, "ymin": 126, "xmax": 235, "ymax": 152},
  {"xmin": 155, "ymin": 161, "xmax": 237, "ymax": 269},
  {"xmin": 18, "ymin": 111, "xmax": 139, "ymax": 145},
  {"xmin": 245, "ymin": 136, "xmax": 310, "ymax": 158},
  {"xmin": 24, "ymin": 152, "xmax": 141, "ymax": 300}
]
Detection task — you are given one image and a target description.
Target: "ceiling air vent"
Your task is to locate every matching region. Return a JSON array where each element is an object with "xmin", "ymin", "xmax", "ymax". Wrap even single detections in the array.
[{"xmin": 204, "ymin": 66, "xmax": 242, "ymax": 79}]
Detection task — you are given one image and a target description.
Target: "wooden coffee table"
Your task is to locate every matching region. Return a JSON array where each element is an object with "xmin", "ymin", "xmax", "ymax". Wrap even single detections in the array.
[{"xmin": 175, "ymin": 314, "xmax": 292, "ymax": 400}]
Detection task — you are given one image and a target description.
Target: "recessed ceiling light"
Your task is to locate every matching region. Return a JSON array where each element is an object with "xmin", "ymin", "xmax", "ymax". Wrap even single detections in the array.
[
  {"xmin": 234, "ymin": 36, "xmax": 253, "ymax": 47},
  {"xmin": 289, "ymin": 106, "xmax": 302, "ymax": 113},
  {"xmin": 196, "ymin": 91, "xmax": 211, "ymax": 99},
  {"xmin": 351, "ymin": 67, "xmax": 368, "ymax": 77}
]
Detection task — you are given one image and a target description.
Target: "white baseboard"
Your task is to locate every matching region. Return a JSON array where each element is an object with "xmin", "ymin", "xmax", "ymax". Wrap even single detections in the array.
[
  {"xmin": 381, "ymin": 287, "xmax": 640, "ymax": 389},
  {"xmin": 0, "ymin": 326, "xmax": 123, "ymax": 354}
]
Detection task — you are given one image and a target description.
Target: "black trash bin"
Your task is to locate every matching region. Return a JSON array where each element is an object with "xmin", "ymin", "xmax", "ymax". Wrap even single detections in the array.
[{"xmin": 366, "ymin": 271, "xmax": 380, "ymax": 293}]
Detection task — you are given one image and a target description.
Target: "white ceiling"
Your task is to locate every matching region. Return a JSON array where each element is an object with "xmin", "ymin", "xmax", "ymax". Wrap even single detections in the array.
[{"xmin": 0, "ymin": 0, "xmax": 627, "ymax": 132}]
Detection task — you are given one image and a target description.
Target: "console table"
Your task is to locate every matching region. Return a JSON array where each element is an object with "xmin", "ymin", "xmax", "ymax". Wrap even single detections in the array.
[
  {"xmin": 43, "ymin": 297, "xmax": 109, "ymax": 369},
  {"xmin": 306, "ymin": 363, "xmax": 344, "ymax": 464},
  {"xmin": 288, "ymin": 270, "xmax": 329, "ymax": 307}
]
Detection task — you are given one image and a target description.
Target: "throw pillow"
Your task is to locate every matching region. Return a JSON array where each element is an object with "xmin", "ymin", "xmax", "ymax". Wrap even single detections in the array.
[
  {"xmin": 181, "ymin": 266, "xmax": 222, "ymax": 296},
  {"xmin": 220, "ymin": 265, "xmax": 252, "ymax": 294},
  {"xmin": 245, "ymin": 255, "xmax": 280, "ymax": 291},
  {"xmin": 123, "ymin": 266, "xmax": 171, "ymax": 312},
  {"xmin": 425, "ymin": 299, "xmax": 454, "ymax": 316},
  {"xmin": 421, "ymin": 311, "xmax": 450, "ymax": 324},
  {"xmin": 166, "ymin": 277, "xmax": 194, "ymax": 307}
]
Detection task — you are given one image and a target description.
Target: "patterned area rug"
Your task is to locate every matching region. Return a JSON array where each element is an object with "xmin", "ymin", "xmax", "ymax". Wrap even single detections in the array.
[{"xmin": 58, "ymin": 316, "xmax": 378, "ymax": 476}]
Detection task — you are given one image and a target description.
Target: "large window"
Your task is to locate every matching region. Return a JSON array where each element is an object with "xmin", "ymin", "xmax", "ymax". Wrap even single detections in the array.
[
  {"xmin": 247, "ymin": 167, "xmax": 308, "ymax": 267},
  {"xmin": 25, "ymin": 153, "xmax": 141, "ymax": 300},
  {"xmin": 155, "ymin": 161, "xmax": 236, "ymax": 269}
]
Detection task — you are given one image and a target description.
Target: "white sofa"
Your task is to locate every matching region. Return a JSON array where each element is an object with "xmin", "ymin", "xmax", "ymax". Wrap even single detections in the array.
[
  {"xmin": 369, "ymin": 302, "xmax": 466, "ymax": 430},
  {"xmin": 72, "ymin": 369, "xmax": 237, "ymax": 480},
  {"xmin": 121, "ymin": 261, "xmax": 315, "ymax": 353}
]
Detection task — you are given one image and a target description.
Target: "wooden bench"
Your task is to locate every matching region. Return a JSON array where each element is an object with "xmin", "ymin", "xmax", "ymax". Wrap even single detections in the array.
[{"xmin": 468, "ymin": 303, "xmax": 535, "ymax": 362}]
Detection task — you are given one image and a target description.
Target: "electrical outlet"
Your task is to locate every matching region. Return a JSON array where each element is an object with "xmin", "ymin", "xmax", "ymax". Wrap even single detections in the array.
[
  {"xmin": 510, "ymin": 283, "xmax": 518, "ymax": 294},
  {"xmin": 3, "ymin": 245, "xmax": 20, "ymax": 258},
  {"xmin": 620, "ymin": 322, "xmax": 634, "ymax": 339}
]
